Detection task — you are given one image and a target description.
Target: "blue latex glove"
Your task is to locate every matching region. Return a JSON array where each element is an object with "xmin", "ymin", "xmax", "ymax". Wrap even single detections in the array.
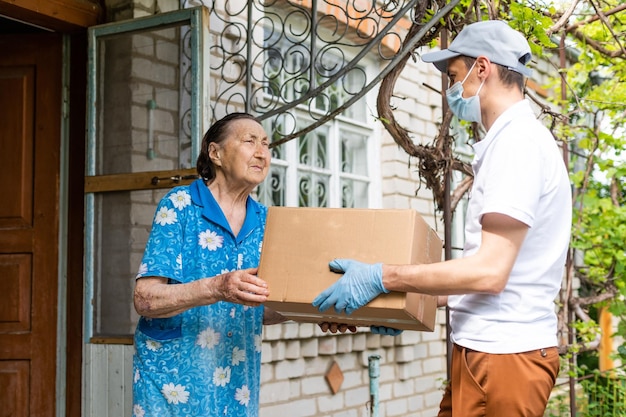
[
  {"xmin": 312, "ymin": 259, "xmax": 389, "ymax": 315},
  {"xmin": 370, "ymin": 326, "xmax": 403, "ymax": 336}
]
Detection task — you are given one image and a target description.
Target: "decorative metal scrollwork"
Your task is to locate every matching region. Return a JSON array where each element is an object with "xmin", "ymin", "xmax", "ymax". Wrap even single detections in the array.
[{"xmin": 181, "ymin": 0, "xmax": 456, "ymax": 147}]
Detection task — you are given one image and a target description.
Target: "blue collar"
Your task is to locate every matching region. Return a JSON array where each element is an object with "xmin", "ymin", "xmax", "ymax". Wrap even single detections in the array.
[{"xmin": 189, "ymin": 179, "xmax": 262, "ymax": 242}]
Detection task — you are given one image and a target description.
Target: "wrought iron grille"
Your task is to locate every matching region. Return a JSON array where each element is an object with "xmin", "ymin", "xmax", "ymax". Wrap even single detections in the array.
[{"xmin": 181, "ymin": 0, "xmax": 457, "ymax": 147}]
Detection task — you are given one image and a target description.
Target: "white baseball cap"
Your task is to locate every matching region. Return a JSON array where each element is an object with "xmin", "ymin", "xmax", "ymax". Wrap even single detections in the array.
[{"xmin": 422, "ymin": 20, "xmax": 533, "ymax": 77}]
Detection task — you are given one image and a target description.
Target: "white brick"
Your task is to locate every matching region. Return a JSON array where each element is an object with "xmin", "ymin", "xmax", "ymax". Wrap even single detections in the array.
[
  {"xmin": 301, "ymin": 375, "xmax": 330, "ymax": 396},
  {"xmin": 259, "ymin": 380, "xmax": 290, "ymax": 404},
  {"xmin": 316, "ymin": 392, "xmax": 347, "ymax": 413},
  {"xmin": 336, "ymin": 351, "xmax": 360, "ymax": 370},
  {"xmin": 289, "ymin": 379, "xmax": 301, "ymax": 398},
  {"xmin": 283, "ymin": 321, "xmax": 299, "ymax": 339},
  {"xmin": 395, "ymin": 345, "xmax": 415, "ymax": 363},
  {"xmin": 305, "ymin": 356, "xmax": 331, "ymax": 376},
  {"xmin": 336, "ymin": 334, "xmax": 353, "ymax": 353},
  {"xmin": 397, "ymin": 361, "xmax": 421, "ymax": 381},
  {"xmin": 271, "ymin": 341, "xmax": 286, "ymax": 362},
  {"xmin": 385, "ymin": 346, "xmax": 395, "ymax": 363},
  {"xmin": 275, "ymin": 358, "xmax": 306, "ymax": 379},
  {"xmin": 378, "ymin": 380, "xmax": 393, "ymax": 400},
  {"xmin": 393, "ymin": 379, "xmax": 415, "ymax": 397},
  {"xmin": 344, "ymin": 385, "xmax": 370, "ymax": 408},
  {"xmin": 425, "ymin": 389, "xmax": 445, "ymax": 408},
  {"xmin": 342, "ymin": 369, "xmax": 365, "ymax": 389},
  {"xmin": 380, "ymin": 334, "xmax": 396, "ymax": 347},
  {"xmin": 285, "ymin": 339, "xmax": 301, "ymax": 359},
  {"xmin": 261, "ymin": 342, "xmax": 273, "ymax": 363},
  {"xmin": 154, "ymin": 88, "xmax": 180, "ymax": 112},
  {"xmin": 131, "ymin": 57, "xmax": 177, "ymax": 86},
  {"xmin": 427, "ymin": 340, "xmax": 446, "ymax": 357},
  {"xmin": 423, "ymin": 357, "xmax": 445, "ymax": 374},
  {"xmin": 386, "ymin": 397, "xmax": 409, "ymax": 416},
  {"xmin": 155, "ymin": 133, "xmax": 179, "ymax": 159},
  {"xmin": 156, "ymin": 37, "xmax": 179, "ymax": 64},
  {"xmin": 414, "ymin": 375, "xmax": 438, "ymax": 393},
  {"xmin": 331, "ymin": 409, "xmax": 360, "ymax": 417},
  {"xmin": 300, "ymin": 338, "xmax": 319, "ymax": 358},
  {"xmin": 298, "ymin": 323, "xmax": 316, "ymax": 338},
  {"xmin": 408, "ymin": 393, "xmax": 426, "ymax": 413},
  {"xmin": 259, "ymin": 398, "xmax": 318, "ymax": 417},
  {"xmin": 365, "ymin": 333, "xmax": 381, "ymax": 349},
  {"xmin": 378, "ymin": 362, "xmax": 395, "ymax": 383},
  {"xmin": 260, "ymin": 363, "xmax": 274, "ymax": 383},
  {"xmin": 263, "ymin": 323, "xmax": 283, "ymax": 341},
  {"xmin": 398, "ymin": 329, "xmax": 422, "ymax": 345},
  {"xmin": 318, "ymin": 336, "xmax": 338, "ymax": 355}
]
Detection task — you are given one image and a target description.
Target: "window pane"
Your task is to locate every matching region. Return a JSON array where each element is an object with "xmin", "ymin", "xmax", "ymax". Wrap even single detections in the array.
[
  {"xmin": 298, "ymin": 172, "xmax": 329, "ymax": 207},
  {"xmin": 258, "ymin": 165, "xmax": 286, "ymax": 207},
  {"xmin": 299, "ymin": 129, "xmax": 327, "ymax": 169},
  {"xmin": 341, "ymin": 130, "xmax": 368, "ymax": 175},
  {"xmin": 341, "ymin": 178, "xmax": 368, "ymax": 208},
  {"xmin": 95, "ymin": 25, "xmax": 194, "ymax": 175},
  {"xmin": 92, "ymin": 189, "xmax": 168, "ymax": 336}
]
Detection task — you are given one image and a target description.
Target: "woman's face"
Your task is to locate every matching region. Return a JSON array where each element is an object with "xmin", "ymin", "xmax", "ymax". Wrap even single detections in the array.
[{"xmin": 210, "ymin": 118, "xmax": 271, "ymax": 188}]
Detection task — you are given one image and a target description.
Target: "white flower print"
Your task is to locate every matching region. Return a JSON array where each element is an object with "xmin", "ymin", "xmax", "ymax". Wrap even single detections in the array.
[
  {"xmin": 133, "ymin": 404, "xmax": 145, "ymax": 417},
  {"xmin": 155, "ymin": 206, "xmax": 177, "ymax": 226},
  {"xmin": 134, "ymin": 369, "xmax": 140, "ymax": 383},
  {"xmin": 232, "ymin": 346, "xmax": 246, "ymax": 366},
  {"xmin": 169, "ymin": 190, "xmax": 191, "ymax": 209},
  {"xmin": 146, "ymin": 339, "xmax": 161, "ymax": 351},
  {"xmin": 229, "ymin": 307, "xmax": 236, "ymax": 318},
  {"xmin": 213, "ymin": 366, "xmax": 231, "ymax": 387},
  {"xmin": 196, "ymin": 327, "xmax": 220, "ymax": 349},
  {"xmin": 235, "ymin": 385, "xmax": 251, "ymax": 407},
  {"xmin": 254, "ymin": 334, "xmax": 262, "ymax": 353},
  {"xmin": 136, "ymin": 263, "xmax": 148, "ymax": 278},
  {"xmin": 176, "ymin": 254, "xmax": 182, "ymax": 268},
  {"xmin": 198, "ymin": 230, "xmax": 223, "ymax": 251},
  {"xmin": 237, "ymin": 253, "xmax": 243, "ymax": 269},
  {"xmin": 161, "ymin": 382, "xmax": 190, "ymax": 404}
]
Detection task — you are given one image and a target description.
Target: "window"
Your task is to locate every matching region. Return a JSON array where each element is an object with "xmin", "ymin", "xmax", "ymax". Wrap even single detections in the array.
[
  {"xmin": 258, "ymin": 115, "xmax": 372, "ymax": 208},
  {"xmin": 257, "ymin": 29, "xmax": 377, "ymax": 208}
]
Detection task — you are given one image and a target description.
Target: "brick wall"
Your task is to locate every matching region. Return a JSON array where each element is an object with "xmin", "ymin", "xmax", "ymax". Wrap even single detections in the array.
[{"xmin": 260, "ymin": 315, "xmax": 448, "ymax": 417}]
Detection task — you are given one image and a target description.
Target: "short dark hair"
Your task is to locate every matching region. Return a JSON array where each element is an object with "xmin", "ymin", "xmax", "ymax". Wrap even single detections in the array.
[
  {"xmin": 461, "ymin": 56, "xmax": 524, "ymax": 91},
  {"xmin": 196, "ymin": 112, "xmax": 260, "ymax": 181}
]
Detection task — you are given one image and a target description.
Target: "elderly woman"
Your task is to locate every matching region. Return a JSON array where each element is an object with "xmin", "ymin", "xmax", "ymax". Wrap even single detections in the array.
[{"xmin": 132, "ymin": 113, "xmax": 285, "ymax": 417}]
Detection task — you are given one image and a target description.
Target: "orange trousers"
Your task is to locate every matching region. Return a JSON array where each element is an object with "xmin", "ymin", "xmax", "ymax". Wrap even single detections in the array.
[{"xmin": 437, "ymin": 343, "xmax": 559, "ymax": 417}]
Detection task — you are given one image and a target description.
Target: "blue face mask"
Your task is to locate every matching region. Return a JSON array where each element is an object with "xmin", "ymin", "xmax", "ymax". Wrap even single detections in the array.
[{"xmin": 445, "ymin": 62, "xmax": 485, "ymax": 123}]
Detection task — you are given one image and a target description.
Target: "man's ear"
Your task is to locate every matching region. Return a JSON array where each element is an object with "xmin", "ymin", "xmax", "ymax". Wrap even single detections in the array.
[
  {"xmin": 475, "ymin": 56, "xmax": 492, "ymax": 78},
  {"xmin": 208, "ymin": 143, "xmax": 222, "ymax": 166}
]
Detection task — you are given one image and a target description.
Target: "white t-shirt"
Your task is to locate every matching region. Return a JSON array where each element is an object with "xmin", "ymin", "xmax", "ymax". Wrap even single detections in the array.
[{"xmin": 448, "ymin": 99, "xmax": 572, "ymax": 354}]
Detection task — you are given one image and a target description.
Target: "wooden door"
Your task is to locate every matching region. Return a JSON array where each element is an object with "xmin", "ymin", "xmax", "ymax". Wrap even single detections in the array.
[{"xmin": 0, "ymin": 34, "xmax": 62, "ymax": 416}]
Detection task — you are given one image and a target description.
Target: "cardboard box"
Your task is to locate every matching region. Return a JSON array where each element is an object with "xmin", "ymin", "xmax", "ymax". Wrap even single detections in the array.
[{"xmin": 258, "ymin": 207, "xmax": 442, "ymax": 331}]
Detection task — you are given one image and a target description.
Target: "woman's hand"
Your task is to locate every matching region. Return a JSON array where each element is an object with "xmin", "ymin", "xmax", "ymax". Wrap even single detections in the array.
[{"xmin": 214, "ymin": 267, "xmax": 270, "ymax": 307}]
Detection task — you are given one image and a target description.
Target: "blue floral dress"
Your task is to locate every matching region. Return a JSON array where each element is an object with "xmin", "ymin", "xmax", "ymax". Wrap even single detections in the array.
[{"xmin": 132, "ymin": 179, "xmax": 267, "ymax": 417}]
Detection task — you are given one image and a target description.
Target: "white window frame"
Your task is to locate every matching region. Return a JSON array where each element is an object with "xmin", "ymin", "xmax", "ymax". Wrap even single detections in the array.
[{"xmin": 257, "ymin": 24, "xmax": 381, "ymax": 208}]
